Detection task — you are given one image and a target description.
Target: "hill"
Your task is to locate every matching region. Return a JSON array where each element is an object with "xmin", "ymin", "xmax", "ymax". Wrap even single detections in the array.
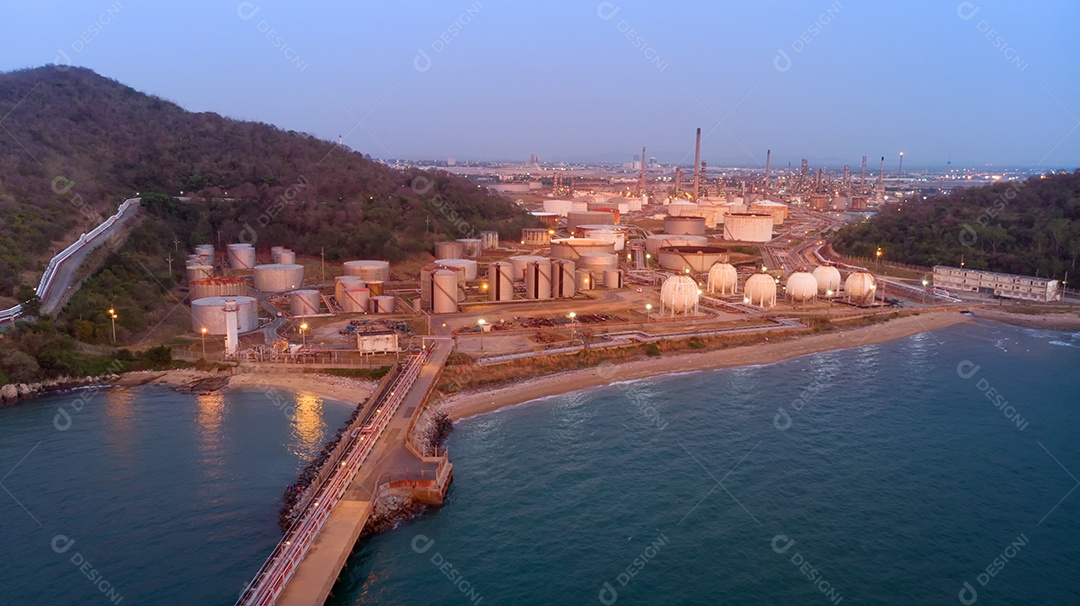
[
  {"xmin": 832, "ymin": 171, "xmax": 1080, "ymax": 280},
  {"xmin": 0, "ymin": 66, "xmax": 536, "ymax": 297}
]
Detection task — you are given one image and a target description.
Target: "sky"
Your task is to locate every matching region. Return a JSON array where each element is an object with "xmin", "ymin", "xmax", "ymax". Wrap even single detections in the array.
[{"xmin": 2, "ymin": 0, "xmax": 1079, "ymax": 169}]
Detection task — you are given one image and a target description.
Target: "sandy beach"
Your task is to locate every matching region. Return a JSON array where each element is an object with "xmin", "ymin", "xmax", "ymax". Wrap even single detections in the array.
[
  {"xmin": 116, "ymin": 369, "xmax": 374, "ymax": 405},
  {"xmin": 441, "ymin": 311, "xmax": 977, "ymax": 421},
  {"xmin": 968, "ymin": 307, "xmax": 1080, "ymax": 331}
]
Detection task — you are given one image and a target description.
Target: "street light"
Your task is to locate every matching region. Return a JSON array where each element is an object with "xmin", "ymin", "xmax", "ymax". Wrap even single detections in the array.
[
  {"xmin": 567, "ymin": 311, "xmax": 576, "ymax": 344},
  {"xmin": 876, "ymin": 247, "xmax": 883, "ymax": 267},
  {"xmin": 200, "ymin": 326, "xmax": 208, "ymax": 358},
  {"xmin": 477, "ymin": 318, "xmax": 486, "ymax": 352},
  {"xmin": 300, "ymin": 322, "xmax": 308, "ymax": 346},
  {"xmin": 645, "ymin": 303, "xmax": 652, "ymax": 323},
  {"xmin": 108, "ymin": 308, "xmax": 118, "ymax": 343}
]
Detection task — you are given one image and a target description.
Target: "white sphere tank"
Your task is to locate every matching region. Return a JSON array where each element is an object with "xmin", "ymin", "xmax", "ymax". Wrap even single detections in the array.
[
  {"xmin": 289, "ymin": 289, "xmax": 322, "ymax": 316},
  {"xmin": 812, "ymin": 265, "xmax": 842, "ymax": 294},
  {"xmin": 436, "ymin": 259, "xmax": 478, "ymax": 281},
  {"xmin": 845, "ymin": 272, "xmax": 877, "ymax": 303},
  {"xmin": 660, "ymin": 275, "xmax": 700, "ymax": 316},
  {"xmin": 487, "ymin": 262, "xmax": 514, "ymax": 302},
  {"xmin": 191, "ymin": 295, "xmax": 258, "ymax": 335},
  {"xmin": 343, "ymin": 260, "xmax": 390, "ymax": 282},
  {"xmin": 744, "ymin": 273, "xmax": 777, "ymax": 307},
  {"xmin": 253, "ymin": 263, "xmax": 304, "ymax": 293},
  {"xmin": 707, "ymin": 263, "xmax": 738, "ymax": 295},
  {"xmin": 785, "ymin": 272, "xmax": 818, "ymax": 302}
]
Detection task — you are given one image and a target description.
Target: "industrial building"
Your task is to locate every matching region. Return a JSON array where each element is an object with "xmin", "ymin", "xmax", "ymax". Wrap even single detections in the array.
[{"xmin": 932, "ymin": 266, "xmax": 1061, "ymax": 302}]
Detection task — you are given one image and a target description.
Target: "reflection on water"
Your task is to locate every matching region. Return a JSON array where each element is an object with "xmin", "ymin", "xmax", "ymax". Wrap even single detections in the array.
[
  {"xmin": 196, "ymin": 392, "xmax": 225, "ymax": 438},
  {"xmin": 290, "ymin": 393, "xmax": 327, "ymax": 460},
  {"xmin": 104, "ymin": 387, "xmax": 136, "ymax": 456}
]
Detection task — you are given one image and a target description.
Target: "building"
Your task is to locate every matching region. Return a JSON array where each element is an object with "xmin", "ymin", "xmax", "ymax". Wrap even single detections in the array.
[
  {"xmin": 932, "ymin": 266, "xmax": 1061, "ymax": 302},
  {"xmin": 356, "ymin": 329, "xmax": 399, "ymax": 354}
]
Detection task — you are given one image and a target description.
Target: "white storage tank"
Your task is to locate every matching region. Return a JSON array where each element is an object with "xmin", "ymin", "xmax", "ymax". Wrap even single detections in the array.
[
  {"xmin": 290, "ymin": 289, "xmax": 322, "ymax": 316},
  {"xmin": 664, "ymin": 215, "xmax": 707, "ymax": 236},
  {"xmin": 186, "ymin": 264, "xmax": 214, "ymax": 283},
  {"xmin": 194, "ymin": 244, "xmax": 215, "ymax": 263},
  {"xmin": 432, "ymin": 269, "xmax": 459, "ymax": 314},
  {"xmin": 785, "ymin": 272, "xmax": 818, "ymax": 302},
  {"xmin": 278, "ymin": 249, "xmax": 297, "ymax": 265},
  {"xmin": 580, "ymin": 225, "xmax": 628, "ymax": 251},
  {"xmin": 340, "ymin": 287, "xmax": 370, "ymax": 313},
  {"xmin": 457, "ymin": 239, "xmax": 482, "ymax": 258},
  {"xmin": 335, "ymin": 275, "xmax": 366, "ymax": 301},
  {"xmin": 521, "ymin": 228, "xmax": 552, "ymax": 247},
  {"xmin": 812, "ymin": 266, "xmax": 842, "ymax": 295},
  {"xmin": 660, "ymin": 275, "xmax": 700, "ymax": 316},
  {"xmin": 723, "ymin": 213, "xmax": 773, "ymax": 243},
  {"xmin": 270, "ymin": 246, "xmax": 286, "ymax": 263},
  {"xmin": 707, "ymin": 263, "xmax": 738, "ymax": 295},
  {"xmin": 567, "ymin": 210, "xmax": 614, "ymax": 233},
  {"xmin": 603, "ymin": 269, "xmax": 623, "ymax": 289},
  {"xmin": 749, "ymin": 200, "xmax": 788, "ymax": 225},
  {"xmin": 644, "ymin": 234, "xmax": 708, "ymax": 255},
  {"xmin": 657, "ymin": 246, "xmax": 730, "ymax": 273},
  {"xmin": 371, "ymin": 295, "xmax": 396, "ymax": 314},
  {"xmin": 253, "ymin": 263, "xmax": 304, "ymax": 293},
  {"xmin": 744, "ymin": 273, "xmax": 777, "ymax": 307},
  {"xmin": 481, "ymin": 230, "xmax": 499, "ymax": 249},
  {"xmin": 343, "ymin": 260, "xmax": 390, "ymax": 282},
  {"xmin": 366, "ymin": 280, "xmax": 385, "ymax": 297},
  {"xmin": 227, "ymin": 244, "xmax": 256, "ymax": 270},
  {"xmin": 509, "ymin": 255, "xmax": 546, "ymax": 281},
  {"xmin": 189, "ymin": 277, "xmax": 247, "ymax": 300},
  {"xmin": 845, "ymin": 272, "xmax": 877, "ymax": 304},
  {"xmin": 487, "ymin": 262, "xmax": 514, "ymax": 302},
  {"xmin": 577, "ymin": 253, "xmax": 619, "ymax": 273},
  {"xmin": 434, "ymin": 241, "xmax": 465, "ymax": 260},
  {"xmin": 525, "ymin": 258, "xmax": 553, "ymax": 300},
  {"xmin": 436, "ymin": 259, "xmax": 479, "ymax": 281},
  {"xmin": 191, "ymin": 295, "xmax": 258, "ymax": 335},
  {"xmin": 549, "ymin": 238, "xmax": 616, "ymax": 260},
  {"xmin": 552, "ymin": 259, "xmax": 576, "ymax": 298},
  {"xmin": 575, "ymin": 269, "xmax": 593, "ymax": 291},
  {"xmin": 543, "ymin": 199, "xmax": 574, "ymax": 217}
]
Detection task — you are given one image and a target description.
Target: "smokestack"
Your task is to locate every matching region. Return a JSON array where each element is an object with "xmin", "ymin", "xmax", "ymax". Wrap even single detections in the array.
[
  {"xmin": 691, "ymin": 128, "xmax": 701, "ymax": 201},
  {"xmin": 638, "ymin": 146, "xmax": 647, "ymax": 196},
  {"xmin": 700, "ymin": 161, "xmax": 707, "ymax": 196},
  {"xmin": 674, "ymin": 167, "xmax": 683, "ymax": 196},
  {"xmin": 877, "ymin": 156, "xmax": 885, "ymax": 192},
  {"xmin": 764, "ymin": 149, "xmax": 771, "ymax": 190},
  {"xmin": 860, "ymin": 156, "xmax": 868, "ymax": 188}
]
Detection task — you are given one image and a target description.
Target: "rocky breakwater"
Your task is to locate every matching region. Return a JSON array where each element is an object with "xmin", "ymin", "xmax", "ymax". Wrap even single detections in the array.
[{"xmin": 0, "ymin": 375, "xmax": 120, "ymax": 405}]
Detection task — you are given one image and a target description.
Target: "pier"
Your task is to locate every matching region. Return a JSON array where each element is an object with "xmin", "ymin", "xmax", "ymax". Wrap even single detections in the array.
[{"xmin": 236, "ymin": 338, "xmax": 453, "ymax": 606}]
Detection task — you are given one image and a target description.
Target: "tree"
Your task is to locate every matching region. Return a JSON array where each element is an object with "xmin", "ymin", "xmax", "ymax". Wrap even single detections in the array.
[{"xmin": 15, "ymin": 284, "xmax": 42, "ymax": 317}]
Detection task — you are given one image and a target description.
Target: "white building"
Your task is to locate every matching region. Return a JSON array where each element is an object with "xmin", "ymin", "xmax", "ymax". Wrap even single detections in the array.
[
  {"xmin": 932, "ymin": 266, "xmax": 1061, "ymax": 302},
  {"xmin": 356, "ymin": 329, "xmax": 399, "ymax": 354}
]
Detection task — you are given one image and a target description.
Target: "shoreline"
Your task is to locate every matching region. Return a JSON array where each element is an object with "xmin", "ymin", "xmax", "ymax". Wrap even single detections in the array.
[
  {"xmin": 115, "ymin": 369, "xmax": 374, "ymax": 406},
  {"xmin": 441, "ymin": 311, "xmax": 979, "ymax": 421}
]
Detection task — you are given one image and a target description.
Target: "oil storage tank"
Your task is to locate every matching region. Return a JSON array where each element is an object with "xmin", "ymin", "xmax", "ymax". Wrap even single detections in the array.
[
  {"xmin": 580, "ymin": 225, "xmax": 628, "ymax": 251},
  {"xmin": 189, "ymin": 277, "xmax": 247, "ymax": 300},
  {"xmin": 707, "ymin": 263, "xmax": 738, "ymax": 295},
  {"xmin": 657, "ymin": 246, "xmax": 729, "ymax": 273},
  {"xmin": 335, "ymin": 275, "xmax": 366, "ymax": 301},
  {"xmin": 603, "ymin": 269, "xmax": 623, "ymax": 289},
  {"xmin": 663, "ymin": 215, "xmax": 707, "ymax": 236},
  {"xmin": 644, "ymin": 234, "xmax": 708, "ymax": 255},
  {"xmin": 812, "ymin": 266, "xmax": 842, "ymax": 295},
  {"xmin": 436, "ymin": 259, "xmax": 479, "ymax": 281},
  {"xmin": 457, "ymin": 239, "xmax": 482, "ymax": 258},
  {"xmin": 550, "ymin": 238, "xmax": 615, "ymax": 260},
  {"xmin": 481, "ymin": 230, "xmax": 499, "ymax": 250},
  {"xmin": 371, "ymin": 295, "xmax": 396, "ymax": 314},
  {"xmin": 191, "ymin": 295, "xmax": 258, "ymax": 335},
  {"xmin": 186, "ymin": 264, "xmax": 214, "ymax": 283},
  {"xmin": 432, "ymin": 269, "xmax": 459, "ymax": 314},
  {"xmin": 434, "ymin": 241, "xmax": 465, "ymax": 260},
  {"xmin": 577, "ymin": 253, "xmax": 619, "ymax": 273},
  {"xmin": 487, "ymin": 262, "xmax": 514, "ymax": 302},
  {"xmin": 289, "ymin": 289, "xmax": 322, "ymax": 316},
  {"xmin": 552, "ymin": 259, "xmax": 576, "ymax": 298},
  {"xmin": 543, "ymin": 199, "xmax": 574, "ymax": 216},
  {"xmin": 525, "ymin": 258, "xmax": 552, "ymax": 299},
  {"xmin": 340, "ymin": 287, "xmax": 370, "ymax": 313},
  {"xmin": 575, "ymin": 269, "xmax": 593, "ymax": 291},
  {"xmin": 227, "ymin": 244, "xmax": 256, "ymax": 270},
  {"xmin": 277, "ymin": 249, "xmax": 296, "ymax": 265},
  {"xmin": 785, "ymin": 272, "xmax": 818, "ymax": 302},
  {"xmin": 270, "ymin": 246, "xmax": 285, "ymax": 263},
  {"xmin": 509, "ymin": 255, "xmax": 546, "ymax": 281},
  {"xmin": 521, "ymin": 228, "xmax": 551, "ymax": 247},
  {"xmin": 194, "ymin": 244, "xmax": 214, "ymax": 264},
  {"xmin": 744, "ymin": 273, "xmax": 777, "ymax": 307},
  {"xmin": 722, "ymin": 213, "xmax": 773, "ymax": 243},
  {"xmin": 343, "ymin": 260, "xmax": 390, "ymax": 282},
  {"xmin": 254, "ymin": 264, "xmax": 304, "ymax": 293},
  {"xmin": 567, "ymin": 210, "xmax": 614, "ymax": 233}
]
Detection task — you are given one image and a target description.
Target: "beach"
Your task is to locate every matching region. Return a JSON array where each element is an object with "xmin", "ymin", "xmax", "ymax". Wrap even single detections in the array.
[
  {"xmin": 440, "ymin": 311, "xmax": 977, "ymax": 421},
  {"xmin": 116, "ymin": 369, "xmax": 374, "ymax": 405}
]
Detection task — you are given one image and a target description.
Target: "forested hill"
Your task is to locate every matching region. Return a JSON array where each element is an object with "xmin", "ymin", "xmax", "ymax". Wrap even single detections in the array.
[
  {"xmin": 0, "ymin": 66, "xmax": 534, "ymax": 295},
  {"xmin": 833, "ymin": 170, "xmax": 1080, "ymax": 280}
]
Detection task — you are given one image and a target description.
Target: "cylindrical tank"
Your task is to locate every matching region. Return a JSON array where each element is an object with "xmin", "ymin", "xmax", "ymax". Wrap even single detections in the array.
[
  {"xmin": 434, "ymin": 241, "xmax": 465, "ymax": 260},
  {"xmin": 723, "ymin": 213, "xmax": 773, "ymax": 243},
  {"xmin": 488, "ymin": 262, "xmax": 514, "ymax": 302},
  {"xmin": 432, "ymin": 269, "xmax": 459, "ymax": 314},
  {"xmin": 456, "ymin": 239, "xmax": 482, "ymax": 258},
  {"xmin": 436, "ymin": 259, "xmax": 478, "ymax": 281},
  {"xmin": 744, "ymin": 273, "xmax": 777, "ymax": 307},
  {"xmin": 278, "ymin": 249, "xmax": 296, "ymax": 265},
  {"xmin": 785, "ymin": 272, "xmax": 818, "ymax": 302},
  {"xmin": 335, "ymin": 275, "xmax": 366, "ymax": 301},
  {"xmin": 644, "ymin": 234, "xmax": 708, "ymax": 255},
  {"xmin": 657, "ymin": 246, "xmax": 730, "ymax": 273},
  {"xmin": 660, "ymin": 275, "xmax": 700, "ymax": 316},
  {"xmin": 567, "ymin": 210, "xmax": 614, "ymax": 233},
  {"xmin": 371, "ymin": 295, "xmax": 396, "ymax": 314},
  {"xmin": 552, "ymin": 259, "xmax": 576, "ymax": 298},
  {"xmin": 343, "ymin": 260, "xmax": 390, "ymax": 282},
  {"xmin": 521, "ymin": 228, "xmax": 551, "ymax": 247},
  {"xmin": 549, "ymin": 238, "xmax": 616, "ymax": 260},
  {"xmin": 812, "ymin": 265, "xmax": 842, "ymax": 295},
  {"xmin": 749, "ymin": 200, "xmax": 788, "ymax": 225},
  {"xmin": 576, "ymin": 252, "xmax": 619, "ymax": 273},
  {"xmin": 270, "ymin": 246, "xmax": 286, "ymax": 263},
  {"xmin": 580, "ymin": 225, "xmax": 628, "ymax": 251},
  {"xmin": 542, "ymin": 199, "xmax": 574, "ymax": 216},
  {"xmin": 481, "ymin": 230, "xmax": 499, "ymax": 249},
  {"xmin": 289, "ymin": 289, "xmax": 322, "ymax": 316},
  {"xmin": 575, "ymin": 269, "xmax": 593, "ymax": 291},
  {"xmin": 366, "ymin": 280, "xmax": 385, "ymax": 297},
  {"xmin": 845, "ymin": 272, "xmax": 877, "ymax": 304},
  {"xmin": 186, "ymin": 264, "xmax": 214, "ymax": 283},
  {"xmin": 707, "ymin": 263, "xmax": 738, "ymax": 295},
  {"xmin": 604, "ymin": 269, "xmax": 623, "ymax": 289},
  {"xmin": 189, "ymin": 277, "xmax": 247, "ymax": 300},
  {"xmin": 186, "ymin": 254, "xmax": 201, "ymax": 266},
  {"xmin": 191, "ymin": 295, "xmax": 258, "ymax": 335},
  {"xmin": 227, "ymin": 244, "xmax": 256, "ymax": 270},
  {"xmin": 253, "ymin": 263, "xmax": 304, "ymax": 293},
  {"xmin": 341, "ymin": 287, "xmax": 370, "ymax": 313},
  {"xmin": 194, "ymin": 244, "xmax": 215, "ymax": 263},
  {"xmin": 508, "ymin": 255, "xmax": 546, "ymax": 281},
  {"xmin": 525, "ymin": 258, "xmax": 552, "ymax": 300},
  {"xmin": 531, "ymin": 212, "xmax": 559, "ymax": 228},
  {"xmin": 664, "ymin": 215, "xmax": 707, "ymax": 236}
]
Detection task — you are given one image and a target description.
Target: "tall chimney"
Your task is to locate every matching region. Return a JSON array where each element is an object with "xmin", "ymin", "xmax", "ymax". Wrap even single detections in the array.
[
  {"xmin": 764, "ymin": 149, "xmax": 771, "ymax": 190},
  {"xmin": 638, "ymin": 146, "xmax": 647, "ymax": 196},
  {"xmin": 674, "ymin": 167, "xmax": 683, "ymax": 196},
  {"xmin": 691, "ymin": 128, "xmax": 701, "ymax": 200}
]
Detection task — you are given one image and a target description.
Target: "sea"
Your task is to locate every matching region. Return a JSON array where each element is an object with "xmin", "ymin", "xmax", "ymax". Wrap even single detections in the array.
[{"xmin": 1, "ymin": 320, "xmax": 1078, "ymax": 605}]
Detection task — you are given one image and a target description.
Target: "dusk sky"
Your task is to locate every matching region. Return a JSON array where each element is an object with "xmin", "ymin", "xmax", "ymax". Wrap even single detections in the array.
[{"xmin": 3, "ymin": 0, "xmax": 1079, "ymax": 169}]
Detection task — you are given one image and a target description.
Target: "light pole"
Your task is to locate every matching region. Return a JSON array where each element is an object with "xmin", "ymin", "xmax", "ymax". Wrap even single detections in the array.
[
  {"xmin": 645, "ymin": 303, "xmax": 652, "ymax": 323},
  {"xmin": 876, "ymin": 247, "xmax": 883, "ymax": 267},
  {"xmin": 300, "ymin": 322, "xmax": 308, "ymax": 346},
  {"xmin": 200, "ymin": 326, "xmax": 208, "ymax": 358},
  {"xmin": 477, "ymin": 318, "xmax": 486, "ymax": 352},
  {"xmin": 108, "ymin": 308, "xmax": 118, "ymax": 343},
  {"xmin": 568, "ymin": 311, "xmax": 576, "ymax": 344}
]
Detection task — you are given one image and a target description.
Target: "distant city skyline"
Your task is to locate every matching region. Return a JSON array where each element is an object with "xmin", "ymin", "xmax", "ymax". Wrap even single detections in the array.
[{"xmin": 2, "ymin": 1, "xmax": 1078, "ymax": 169}]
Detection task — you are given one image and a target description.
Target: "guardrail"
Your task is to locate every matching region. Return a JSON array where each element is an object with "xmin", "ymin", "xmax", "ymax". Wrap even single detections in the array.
[
  {"xmin": 0, "ymin": 198, "xmax": 139, "ymax": 322},
  {"xmin": 235, "ymin": 346, "xmax": 433, "ymax": 606}
]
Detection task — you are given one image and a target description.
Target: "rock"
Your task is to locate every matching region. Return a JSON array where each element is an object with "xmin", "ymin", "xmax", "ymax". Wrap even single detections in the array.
[
  {"xmin": 1, "ymin": 384, "xmax": 18, "ymax": 403},
  {"xmin": 16, "ymin": 384, "xmax": 30, "ymax": 397}
]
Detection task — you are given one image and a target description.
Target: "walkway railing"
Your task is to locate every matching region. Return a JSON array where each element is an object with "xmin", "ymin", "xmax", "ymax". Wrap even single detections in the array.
[{"xmin": 234, "ymin": 346, "xmax": 433, "ymax": 606}]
